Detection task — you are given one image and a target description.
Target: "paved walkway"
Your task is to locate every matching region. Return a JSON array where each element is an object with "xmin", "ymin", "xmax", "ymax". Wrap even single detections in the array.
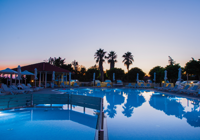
[{"xmin": 29, "ymin": 87, "xmax": 200, "ymax": 100}]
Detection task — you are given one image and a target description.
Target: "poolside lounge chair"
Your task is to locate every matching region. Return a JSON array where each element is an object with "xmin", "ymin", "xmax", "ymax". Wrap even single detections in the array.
[
  {"xmin": 184, "ymin": 85, "xmax": 199, "ymax": 95},
  {"xmin": 138, "ymin": 83, "xmax": 144, "ymax": 88},
  {"xmin": 133, "ymin": 83, "xmax": 138, "ymax": 88},
  {"xmin": 97, "ymin": 83, "xmax": 101, "ymax": 87},
  {"xmin": 73, "ymin": 83, "xmax": 79, "ymax": 87},
  {"xmin": 60, "ymin": 82, "xmax": 69, "ymax": 88},
  {"xmin": 156, "ymin": 84, "xmax": 167, "ymax": 90},
  {"xmin": 10, "ymin": 85, "xmax": 27, "ymax": 94},
  {"xmin": 21, "ymin": 84, "xmax": 34, "ymax": 92},
  {"xmin": 168, "ymin": 85, "xmax": 178, "ymax": 91},
  {"xmin": 144, "ymin": 84, "xmax": 151, "ymax": 88},
  {"xmin": 125, "ymin": 83, "xmax": 133, "ymax": 88},
  {"xmin": 107, "ymin": 83, "xmax": 112, "ymax": 87},
  {"xmin": 162, "ymin": 84, "xmax": 171, "ymax": 91},
  {"xmin": 27, "ymin": 83, "xmax": 42, "ymax": 91},
  {"xmin": 1, "ymin": 84, "xmax": 23, "ymax": 95},
  {"xmin": 178, "ymin": 85, "xmax": 190, "ymax": 93}
]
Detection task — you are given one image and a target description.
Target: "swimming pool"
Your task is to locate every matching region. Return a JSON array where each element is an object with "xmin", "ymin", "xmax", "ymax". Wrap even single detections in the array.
[
  {"xmin": 60, "ymin": 88, "xmax": 200, "ymax": 140},
  {"xmin": 0, "ymin": 107, "xmax": 98, "ymax": 140},
  {"xmin": 1, "ymin": 88, "xmax": 200, "ymax": 140}
]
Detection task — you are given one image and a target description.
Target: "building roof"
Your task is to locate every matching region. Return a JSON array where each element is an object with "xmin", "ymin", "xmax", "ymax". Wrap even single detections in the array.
[{"xmin": 13, "ymin": 62, "xmax": 71, "ymax": 73}]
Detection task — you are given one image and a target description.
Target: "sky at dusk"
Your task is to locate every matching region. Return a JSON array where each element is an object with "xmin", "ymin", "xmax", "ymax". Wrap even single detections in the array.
[{"xmin": 0, "ymin": 0, "xmax": 200, "ymax": 74}]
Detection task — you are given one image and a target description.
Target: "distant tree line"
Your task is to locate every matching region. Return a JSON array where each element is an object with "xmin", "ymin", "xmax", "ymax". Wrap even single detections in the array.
[
  {"xmin": 149, "ymin": 57, "xmax": 200, "ymax": 84},
  {"xmin": 46, "ymin": 54, "xmax": 200, "ymax": 83}
]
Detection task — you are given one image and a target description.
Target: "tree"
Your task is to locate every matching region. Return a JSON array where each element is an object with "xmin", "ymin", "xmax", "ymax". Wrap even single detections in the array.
[
  {"xmin": 71, "ymin": 60, "xmax": 78, "ymax": 71},
  {"xmin": 168, "ymin": 56, "xmax": 175, "ymax": 66},
  {"xmin": 106, "ymin": 51, "xmax": 117, "ymax": 69},
  {"xmin": 126, "ymin": 67, "xmax": 145, "ymax": 82},
  {"xmin": 61, "ymin": 64, "xmax": 73, "ymax": 72},
  {"xmin": 122, "ymin": 52, "xmax": 134, "ymax": 71},
  {"xmin": 94, "ymin": 49, "xmax": 106, "ymax": 81},
  {"xmin": 165, "ymin": 64, "xmax": 181, "ymax": 83},
  {"xmin": 106, "ymin": 68, "xmax": 125, "ymax": 82},
  {"xmin": 47, "ymin": 57, "xmax": 65, "ymax": 67},
  {"xmin": 149, "ymin": 66, "xmax": 165, "ymax": 83},
  {"xmin": 185, "ymin": 58, "xmax": 200, "ymax": 80},
  {"xmin": 85, "ymin": 68, "xmax": 100, "ymax": 81}
]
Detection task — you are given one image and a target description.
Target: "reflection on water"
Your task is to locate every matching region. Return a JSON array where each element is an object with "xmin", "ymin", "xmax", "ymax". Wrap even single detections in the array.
[
  {"xmin": 59, "ymin": 88, "xmax": 200, "ymax": 140},
  {"xmin": 122, "ymin": 90, "xmax": 145, "ymax": 117},
  {"xmin": 0, "ymin": 108, "xmax": 97, "ymax": 140},
  {"xmin": 60, "ymin": 88, "xmax": 200, "ymax": 128}
]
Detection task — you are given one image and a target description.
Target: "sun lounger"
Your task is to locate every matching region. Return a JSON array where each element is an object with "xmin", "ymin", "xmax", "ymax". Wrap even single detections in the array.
[
  {"xmin": 156, "ymin": 84, "xmax": 167, "ymax": 90},
  {"xmin": 162, "ymin": 84, "xmax": 171, "ymax": 91},
  {"xmin": 168, "ymin": 85, "xmax": 178, "ymax": 91},
  {"xmin": 133, "ymin": 83, "xmax": 138, "ymax": 88},
  {"xmin": 21, "ymin": 84, "xmax": 34, "ymax": 92},
  {"xmin": 97, "ymin": 83, "xmax": 101, "ymax": 87},
  {"xmin": 184, "ymin": 85, "xmax": 199, "ymax": 95},
  {"xmin": 107, "ymin": 83, "xmax": 112, "ymax": 87},
  {"xmin": 27, "ymin": 83, "xmax": 42, "ymax": 91},
  {"xmin": 138, "ymin": 84, "xmax": 144, "ymax": 88},
  {"xmin": 178, "ymin": 85, "xmax": 190, "ymax": 93},
  {"xmin": 73, "ymin": 83, "xmax": 79, "ymax": 87},
  {"xmin": 10, "ymin": 85, "xmax": 27, "ymax": 94},
  {"xmin": 60, "ymin": 82, "xmax": 69, "ymax": 88},
  {"xmin": 1, "ymin": 84, "xmax": 24, "ymax": 95},
  {"xmin": 144, "ymin": 84, "xmax": 151, "ymax": 88},
  {"xmin": 125, "ymin": 83, "xmax": 133, "ymax": 88}
]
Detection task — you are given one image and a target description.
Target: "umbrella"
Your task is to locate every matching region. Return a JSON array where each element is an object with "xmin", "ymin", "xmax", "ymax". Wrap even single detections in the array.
[
  {"xmin": 21, "ymin": 70, "xmax": 34, "ymax": 75},
  {"xmin": 177, "ymin": 68, "xmax": 182, "ymax": 81},
  {"xmin": 113, "ymin": 73, "xmax": 115, "ymax": 82},
  {"xmin": 21, "ymin": 70, "xmax": 34, "ymax": 85},
  {"xmin": 136, "ymin": 73, "xmax": 139, "ymax": 83},
  {"xmin": 0, "ymin": 68, "xmax": 17, "ymax": 85},
  {"xmin": 93, "ymin": 73, "xmax": 95, "ymax": 81},
  {"xmin": 34, "ymin": 68, "xmax": 37, "ymax": 87},
  {"xmin": 164, "ymin": 70, "xmax": 167, "ymax": 81},
  {"xmin": 69, "ymin": 72, "xmax": 71, "ymax": 87},
  {"xmin": 154, "ymin": 72, "xmax": 156, "ymax": 83},
  {"xmin": 52, "ymin": 71, "xmax": 55, "ymax": 81},
  {"xmin": 17, "ymin": 65, "xmax": 21, "ymax": 84},
  {"xmin": 0, "ymin": 68, "xmax": 18, "ymax": 74}
]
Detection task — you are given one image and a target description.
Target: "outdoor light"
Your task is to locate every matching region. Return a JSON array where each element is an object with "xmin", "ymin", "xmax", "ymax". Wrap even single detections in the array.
[{"xmin": 31, "ymin": 80, "xmax": 34, "ymax": 82}]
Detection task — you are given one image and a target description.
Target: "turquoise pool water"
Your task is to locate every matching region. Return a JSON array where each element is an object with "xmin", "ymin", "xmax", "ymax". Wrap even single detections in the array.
[
  {"xmin": 0, "ymin": 108, "xmax": 98, "ymax": 140},
  {"xmin": 61, "ymin": 88, "xmax": 200, "ymax": 140},
  {"xmin": 1, "ymin": 88, "xmax": 200, "ymax": 140}
]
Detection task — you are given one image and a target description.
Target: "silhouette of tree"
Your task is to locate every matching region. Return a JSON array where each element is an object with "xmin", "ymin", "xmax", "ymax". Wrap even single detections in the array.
[
  {"xmin": 122, "ymin": 52, "xmax": 134, "ymax": 71},
  {"xmin": 165, "ymin": 64, "xmax": 182, "ymax": 83},
  {"xmin": 168, "ymin": 56, "xmax": 175, "ymax": 66},
  {"xmin": 127, "ymin": 67, "xmax": 145, "ymax": 82},
  {"xmin": 149, "ymin": 66, "xmax": 165, "ymax": 83},
  {"xmin": 47, "ymin": 57, "xmax": 65, "ymax": 67},
  {"xmin": 106, "ymin": 51, "xmax": 117, "ymax": 69},
  {"xmin": 185, "ymin": 58, "xmax": 200, "ymax": 80},
  {"xmin": 94, "ymin": 49, "xmax": 106, "ymax": 81},
  {"xmin": 106, "ymin": 68, "xmax": 125, "ymax": 81},
  {"xmin": 71, "ymin": 60, "xmax": 78, "ymax": 71}
]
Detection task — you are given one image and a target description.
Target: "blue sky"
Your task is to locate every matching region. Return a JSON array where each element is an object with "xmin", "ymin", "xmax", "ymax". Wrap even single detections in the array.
[{"xmin": 0, "ymin": 0, "xmax": 200, "ymax": 74}]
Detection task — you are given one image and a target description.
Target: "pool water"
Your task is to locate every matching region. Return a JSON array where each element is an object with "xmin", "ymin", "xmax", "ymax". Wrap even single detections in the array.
[
  {"xmin": 1, "ymin": 88, "xmax": 200, "ymax": 140},
  {"xmin": 63, "ymin": 88, "xmax": 200, "ymax": 140},
  {"xmin": 0, "ymin": 108, "xmax": 98, "ymax": 140}
]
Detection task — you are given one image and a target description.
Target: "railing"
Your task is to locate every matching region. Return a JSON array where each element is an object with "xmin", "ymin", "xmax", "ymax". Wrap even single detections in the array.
[
  {"xmin": 0, "ymin": 94, "xmax": 31, "ymax": 110},
  {"xmin": 0, "ymin": 93, "xmax": 105, "ymax": 140}
]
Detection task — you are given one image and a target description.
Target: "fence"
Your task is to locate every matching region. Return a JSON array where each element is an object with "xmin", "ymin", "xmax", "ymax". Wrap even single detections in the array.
[{"xmin": 0, "ymin": 93, "xmax": 105, "ymax": 140}]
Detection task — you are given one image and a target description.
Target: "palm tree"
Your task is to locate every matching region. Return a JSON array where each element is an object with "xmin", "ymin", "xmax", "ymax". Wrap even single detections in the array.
[
  {"xmin": 106, "ymin": 51, "xmax": 117, "ymax": 69},
  {"xmin": 122, "ymin": 52, "xmax": 134, "ymax": 71},
  {"xmin": 94, "ymin": 48, "xmax": 106, "ymax": 81},
  {"xmin": 71, "ymin": 60, "xmax": 78, "ymax": 71}
]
